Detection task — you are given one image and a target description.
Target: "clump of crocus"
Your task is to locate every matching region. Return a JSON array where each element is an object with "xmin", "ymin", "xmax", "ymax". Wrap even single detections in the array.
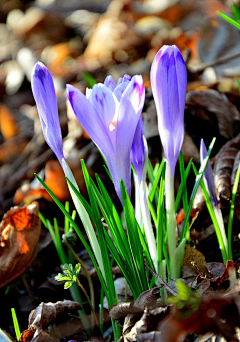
[
  {"xmin": 67, "ymin": 74, "xmax": 145, "ymax": 202},
  {"xmin": 151, "ymin": 45, "xmax": 187, "ymax": 278},
  {"xmin": 200, "ymin": 139, "xmax": 228, "ymax": 261}
]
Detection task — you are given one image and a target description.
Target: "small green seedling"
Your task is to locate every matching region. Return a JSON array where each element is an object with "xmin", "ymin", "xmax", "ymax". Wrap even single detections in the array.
[{"xmin": 55, "ymin": 263, "xmax": 81, "ymax": 289}]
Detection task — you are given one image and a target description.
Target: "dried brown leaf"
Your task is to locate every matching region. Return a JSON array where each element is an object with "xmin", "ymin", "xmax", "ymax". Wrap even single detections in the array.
[
  {"xmin": 110, "ymin": 288, "xmax": 161, "ymax": 321},
  {"xmin": 213, "ymin": 133, "xmax": 240, "ymax": 206},
  {"xmin": 28, "ymin": 300, "xmax": 82, "ymax": 330},
  {"xmin": 0, "ymin": 202, "xmax": 40, "ymax": 288},
  {"xmin": 20, "ymin": 329, "xmax": 59, "ymax": 342},
  {"xmin": 185, "ymin": 89, "xmax": 240, "ymax": 139}
]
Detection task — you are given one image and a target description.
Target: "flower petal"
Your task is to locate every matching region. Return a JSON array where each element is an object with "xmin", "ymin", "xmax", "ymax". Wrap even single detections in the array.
[
  {"xmin": 67, "ymin": 84, "xmax": 117, "ymax": 182},
  {"xmin": 104, "ymin": 75, "xmax": 116, "ymax": 91},
  {"xmin": 131, "ymin": 116, "xmax": 145, "ymax": 184},
  {"xmin": 85, "ymin": 87, "xmax": 92, "ymax": 99},
  {"xmin": 31, "ymin": 62, "xmax": 64, "ymax": 164},
  {"xmin": 114, "ymin": 75, "xmax": 145, "ymax": 197},
  {"xmin": 113, "ymin": 80, "xmax": 131, "ymax": 102},
  {"xmin": 122, "ymin": 74, "xmax": 131, "ymax": 82},
  {"xmin": 150, "ymin": 45, "xmax": 187, "ymax": 177}
]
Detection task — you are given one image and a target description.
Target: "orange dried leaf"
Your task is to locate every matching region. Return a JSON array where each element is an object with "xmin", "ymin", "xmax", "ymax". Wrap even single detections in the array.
[
  {"xmin": 0, "ymin": 202, "xmax": 41, "ymax": 288},
  {"xmin": 0, "ymin": 105, "xmax": 19, "ymax": 140}
]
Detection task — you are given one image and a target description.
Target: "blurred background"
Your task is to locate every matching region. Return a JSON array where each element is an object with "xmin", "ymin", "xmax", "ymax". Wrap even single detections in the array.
[
  {"xmin": 2, "ymin": 0, "xmax": 240, "ymax": 338},
  {"xmin": 1, "ymin": 0, "xmax": 240, "ymax": 217}
]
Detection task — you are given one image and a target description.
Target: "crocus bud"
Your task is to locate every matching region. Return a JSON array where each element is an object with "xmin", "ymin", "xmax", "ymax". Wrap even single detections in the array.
[
  {"xmin": 150, "ymin": 45, "xmax": 187, "ymax": 178},
  {"xmin": 200, "ymin": 139, "xmax": 218, "ymax": 207},
  {"xmin": 31, "ymin": 62, "xmax": 64, "ymax": 166}
]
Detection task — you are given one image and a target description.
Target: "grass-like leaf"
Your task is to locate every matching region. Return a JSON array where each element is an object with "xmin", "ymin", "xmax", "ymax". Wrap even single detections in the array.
[
  {"xmin": 217, "ymin": 11, "xmax": 240, "ymax": 30},
  {"xmin": 35, "ymin": 174, "xmax": 110, "ymax": 302},
  {"xmin": 228, "ymin": 161, "xmax": 240, "ymax": 260},
  {"xmin": 180, "ymin": 137, "xmax": 216, "ymax": 242},
  {"xmin": 192, "ymin": 163, "xmax": 227, "ymax": 263}
]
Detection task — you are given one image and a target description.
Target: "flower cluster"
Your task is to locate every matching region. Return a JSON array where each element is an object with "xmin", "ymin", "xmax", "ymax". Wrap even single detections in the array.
[{"xmin": 32, "ymin": 45, "xmax": 187, "ymax": 204}]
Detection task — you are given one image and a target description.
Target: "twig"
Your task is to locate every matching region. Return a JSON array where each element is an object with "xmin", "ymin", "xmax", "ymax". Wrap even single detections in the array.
[
  {"xmin": 193, "ymin": 50, "xmax": 240, "ymax": 73},
  {"xmin": 2, "ymin": 149, "xmax": 53, "ymax": 194},
  {"xmin": 144, "ymin": 261, "xmax": 177, "ymax": 297},
  {"xmin": 4, "ymin": 134, "xmax": 39, "ymax": 180}
]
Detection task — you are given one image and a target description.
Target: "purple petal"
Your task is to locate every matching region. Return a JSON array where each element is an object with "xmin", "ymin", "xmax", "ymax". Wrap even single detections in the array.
[
  {"xmin": 117, "ymin": 77, "xmax": 123, "ymax": 86},
  {"xmin": 67, "ymin": 84, "xmax": 115, "ymax": 160},
  {"xmin": 115, "ymin": 75, "xmax": 145, "ymax": 197},
  {"xmin": 113, "ymin": 80, "xmax": 131, "ymax": 101},
  {"xmin": 150, "ymin": 45, "xmax": 187, "ymax": 178},
  {"xmin": 85, "ymin": 87, "xmax": 92, "ymax": 99},
  {"xmin": 200, "ymin": 139, "xmax": 218, "ymax": 207},
  {"xmin": 104, "ymin": 75, "xmax": 116, "ymax": 91},
  {"xmin": 122, "ymin": 74, "xmax": 131, "ymax": 82},
  {"xmin": 31, "ymin": 62, "xmax": 64, "ymax": 165},
  {"xmin": 88, "ymin": 84, "xmax": 119, "ymax": 148},
  {"xmin": 131, "ymin": 116, "xmax": 145, "ymax": 184}
]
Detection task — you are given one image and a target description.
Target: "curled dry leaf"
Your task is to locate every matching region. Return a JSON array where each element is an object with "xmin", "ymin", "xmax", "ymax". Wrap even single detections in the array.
[
  {"xmin": 28, "ymin": 300, "xmax": 82, "ymax": 330},
  {"xmin": 123, "ymin": 307, "xmax": 167, "ymax": 342},
  {"xmin": 20, "ymin": 300, "xmax": 82, "ymax": 342},
  {"xmin": 110, "ymin": 288, "xmax": 161, "ymax": 321},
  {"xmin": 185, "ymin": 89, "xmax": 240, "ymax": 140},
  {"xmin": 213, "ymin": 133, "xmax": 240, "ymax": 207},
  {"xmin": 0, "ymin": 202, "xmax": 40, "ymax": 288},
  {"xmin": 19, "ymin": 329, "xmax": 58, "ymax": 342}
]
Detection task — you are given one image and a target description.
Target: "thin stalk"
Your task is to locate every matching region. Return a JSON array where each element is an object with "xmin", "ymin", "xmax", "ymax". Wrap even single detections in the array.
[
  {"xmin": 139, "ymin": 181, "xmax": 158, "ymax": 271},
  {"xmin": 76, "ymin": 279, "xmax": 99, "ymax": 328},
  {"xmin": 214, "ymin": 206, "xmax": 228, "ymax": 257},
  {"xmin": 165, "ymin": 162, "xmax": 177, "ymax": 278},
  {"xmin": 134, "ymin": 172, "xmax": 143, "ymax": 228},
  {"xmin": 63, "ymin": 236, "xmax": 95, "ymax": 328},
  {"xmin": 138, "ymin": 138, "xmax": 158, "ymax": 271},
  {"xmin": 157, "ymin": 164, "xmax": 165, "ymax": 268}
]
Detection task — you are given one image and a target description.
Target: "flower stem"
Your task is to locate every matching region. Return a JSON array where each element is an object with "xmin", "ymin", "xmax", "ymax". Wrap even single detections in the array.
[{"xmin": 165, "ymin": 162, "xmax": 177, "ymax": 278}]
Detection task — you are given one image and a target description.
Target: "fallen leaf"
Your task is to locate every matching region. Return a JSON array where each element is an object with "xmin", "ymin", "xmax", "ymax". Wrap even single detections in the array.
[
  {"xmin": 28, "ymin": 300, "xmax": 82, "ymax": 330},
  {"xmin": 213, "ymin": 133, "xmax": 240, "ymax": 207},
  {"xmin": 186, "ymin": 89, "xmax": 240, "ymax": 140},
  {"xmin": 0, "ymin": 202, "xmax": 40, "ymax": 288},
  {"xmin": 0, "ymin": 105, "xmax": 19, "ymax": 141},
  {"xmin": 20, "ymin": 329, "xmax": 58, "ymax": 342}
]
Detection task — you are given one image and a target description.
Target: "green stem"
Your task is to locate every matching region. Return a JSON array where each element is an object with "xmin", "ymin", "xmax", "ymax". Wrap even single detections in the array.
[
  {"xmin": 165, "ymin": 162, "xmax": 177, "ymax": 278},
  {"xmin": 76, "ymin": 279, "xmax": 99, "ymax": 328}
]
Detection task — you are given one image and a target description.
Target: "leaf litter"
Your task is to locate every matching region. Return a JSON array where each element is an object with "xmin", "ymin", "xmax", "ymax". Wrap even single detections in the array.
[{"xmin": 2, "ymin": 0, "xmax": 240, "ymax": 341}]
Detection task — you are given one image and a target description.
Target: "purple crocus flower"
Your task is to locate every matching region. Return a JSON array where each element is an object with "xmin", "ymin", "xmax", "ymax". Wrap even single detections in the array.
[
  {"xmin": 131, "ymin": 116, "xmax": 145, "ymax": 185},
  {"xmin": 150, "ymin": 45, "xmax": 187, "ymax": 178},
  {"xmin": 67, "ymin": 75, "xmax": 145, "ymax": 202},
  {"xmin": 200, "ymin": 139, "xmax": 218, "ymax": 207},
  {"xmin": 31, "ymin": 62, "xmax": 64, "ymax": 166}
]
